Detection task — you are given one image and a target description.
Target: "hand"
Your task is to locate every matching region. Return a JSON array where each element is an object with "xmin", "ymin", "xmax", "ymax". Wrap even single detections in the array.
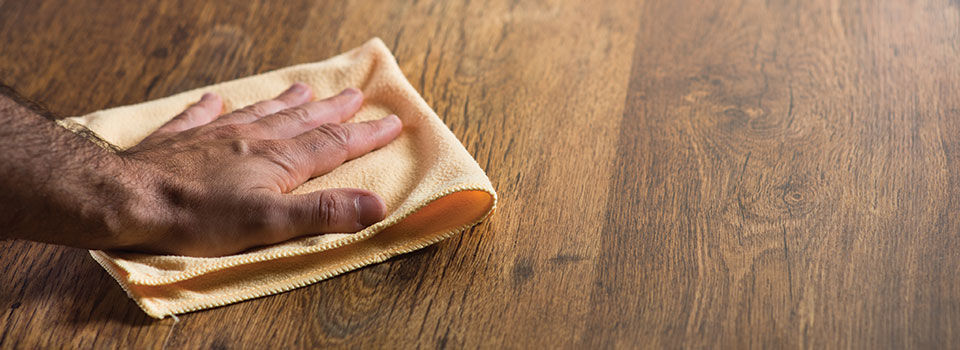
[{"xmin": 114, "ymin": 83, "xmax": 402, "ymax": 256}]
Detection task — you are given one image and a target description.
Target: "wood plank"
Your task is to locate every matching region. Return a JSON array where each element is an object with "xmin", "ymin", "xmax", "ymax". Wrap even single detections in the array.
[{"xmin": 582, "ymin": 0, "xmax": 960, "ymax": 348}]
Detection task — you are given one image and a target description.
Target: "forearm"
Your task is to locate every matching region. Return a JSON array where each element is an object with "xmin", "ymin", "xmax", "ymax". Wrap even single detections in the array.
[{"xmin": 0, "ymin": 87, "xmax": 145, "ymax": 249}]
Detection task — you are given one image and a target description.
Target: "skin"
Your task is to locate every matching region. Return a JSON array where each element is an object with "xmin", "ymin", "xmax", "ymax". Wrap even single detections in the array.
[{"xmin": 0, "ymin": 83, "xmax": 402, "ymax": 257}]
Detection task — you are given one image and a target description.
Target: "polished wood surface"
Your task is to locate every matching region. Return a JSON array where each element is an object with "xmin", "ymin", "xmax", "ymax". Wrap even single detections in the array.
[{"xmin": 2, "ymin": 0, "xmax": 959, "ymax": 348}]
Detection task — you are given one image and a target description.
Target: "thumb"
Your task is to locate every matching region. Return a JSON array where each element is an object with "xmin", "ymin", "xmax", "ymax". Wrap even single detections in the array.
[{"xmin": 286, "ymin": 188, "xmax": 387, "ymax": 233}]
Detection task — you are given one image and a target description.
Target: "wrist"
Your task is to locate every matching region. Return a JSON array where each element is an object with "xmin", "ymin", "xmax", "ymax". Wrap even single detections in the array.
[
  {"xmin": 99, "ymin": 154, "xmax": 178, "ymax": 250},
  {"xmin": 65, "ymin": 151, "xmax": 147, "ymax": 249}
]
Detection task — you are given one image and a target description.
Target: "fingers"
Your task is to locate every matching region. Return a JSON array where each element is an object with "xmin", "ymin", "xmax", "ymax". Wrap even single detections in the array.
[
  {"xmin": 234, "ymin": 189, "xmax": 386, "ymax": 249},
  {"xmin": 213, "ymin": 83, "xmax": 314, "ymax": 125},
  {"xmin": 155, "ymin": 93, "xmax": 223, "ymax": 134},
  {"xmin": 250, "ymin": 88, "xmax": 363, "ymax": 139},
  {"xmin": 283, "ymin": 188, "xmax": 387, "ymax": 234},
  {"xmin": 287, "ymin": 115, "xmax": 402, "ymax": 178},
  {"xmin": 155, "ymin": 189, "xmax": 387, "ymax": 256},
  {"xmin": 131, "ymin": 188, "xmax": 388, "ymax": 256}
]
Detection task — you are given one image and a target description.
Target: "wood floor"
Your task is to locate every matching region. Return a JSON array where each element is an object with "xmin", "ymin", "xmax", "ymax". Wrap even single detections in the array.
[{"xmin": 1, "ymin": 0, "xmax": 959, "ymax": 348}]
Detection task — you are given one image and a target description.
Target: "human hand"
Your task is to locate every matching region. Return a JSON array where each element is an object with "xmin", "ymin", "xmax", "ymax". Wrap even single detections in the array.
[{"xmin": 114, "ymin": 83, "xmax": 402, "ymax": 256}]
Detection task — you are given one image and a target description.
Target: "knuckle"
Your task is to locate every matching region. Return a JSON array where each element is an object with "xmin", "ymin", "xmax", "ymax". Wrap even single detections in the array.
[
  {"xmin": 315, "ymin": 123, "xmax": 351, "ymax": 153},
  {"xmin": 316, "ymin": 191, "xmax": 347, "ymax": 229},
  {"xmin": 282, "ymin": 107, "xmax": 313, "ymax": 125},
  {"xmin": 254, "ymin": 140, "xmax": 300, "ymax": 174}
]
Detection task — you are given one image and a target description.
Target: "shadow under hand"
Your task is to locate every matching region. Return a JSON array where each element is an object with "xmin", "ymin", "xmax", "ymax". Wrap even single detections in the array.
[{"xmin": 0, "ymin": 240, "xmax": 155, "ymax": 327}]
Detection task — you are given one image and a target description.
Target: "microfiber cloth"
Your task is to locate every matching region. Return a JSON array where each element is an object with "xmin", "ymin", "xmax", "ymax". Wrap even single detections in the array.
[{"xmin": 56, "ymin": 38, "xmax": 497, "ymax": 319}]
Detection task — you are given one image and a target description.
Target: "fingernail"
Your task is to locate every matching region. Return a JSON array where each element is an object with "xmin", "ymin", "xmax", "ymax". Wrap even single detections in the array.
[
  {"xmin": 355, "ymin": 195, "xmax": 385, "ymax": 227},
  {"xmin": 339, "ymin": 87, "xmax": 360, "ymax": 96},
  {"xmin": 380, "ymin": 114, "xmax": 402, "ymax": 128},
  {"xmin": 287, "ymin": 83, "xmax": 308, "ymax": 94}
]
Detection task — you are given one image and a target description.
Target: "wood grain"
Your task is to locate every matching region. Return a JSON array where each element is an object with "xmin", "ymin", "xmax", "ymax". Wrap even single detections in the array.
[{"xmin": 1, "ymin": 0, "xmax": 959, "ymax": 348}]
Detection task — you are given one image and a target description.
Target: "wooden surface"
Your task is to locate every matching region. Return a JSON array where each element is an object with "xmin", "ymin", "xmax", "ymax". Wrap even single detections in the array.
[{"xmin": 1, "ymin": 0, "xmax": 959, "ymax": 348}]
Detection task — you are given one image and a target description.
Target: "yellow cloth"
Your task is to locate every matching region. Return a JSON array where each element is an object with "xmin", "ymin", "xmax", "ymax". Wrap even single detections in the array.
[{"xmin": 57, "ymin": 38, "xmax": 497, "ymax": 319}]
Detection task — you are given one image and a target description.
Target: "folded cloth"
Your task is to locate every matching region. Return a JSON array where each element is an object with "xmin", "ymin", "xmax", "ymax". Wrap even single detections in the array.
[{"xmin": 57, "ymin": 38, "xmax": 497, "ymax": 319}]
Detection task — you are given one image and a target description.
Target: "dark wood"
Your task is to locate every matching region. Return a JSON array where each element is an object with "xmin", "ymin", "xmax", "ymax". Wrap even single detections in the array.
[{"xmin": 2, "ymin": 0, "xmax": 959, "ymax": 348}]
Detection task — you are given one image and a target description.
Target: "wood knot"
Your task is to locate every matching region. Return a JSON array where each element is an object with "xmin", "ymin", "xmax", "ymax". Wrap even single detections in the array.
[
  {"xmin": 720, "ymin": 106, "xmax": 777, "ymax": 134},
  {"xmin": 777, "ymin": 180, "xmax": 816, "ymax": 216},
  {"xmin": 723, "ymin": 107, "xmax": 749, "ymax": 120},
  {"xmin": 783, "ymin": 190, "xmax": 804, "ymax": 205},
  {"xmin": 747, "ymin": 113, "xmax": 780, "ymax": 132}
]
